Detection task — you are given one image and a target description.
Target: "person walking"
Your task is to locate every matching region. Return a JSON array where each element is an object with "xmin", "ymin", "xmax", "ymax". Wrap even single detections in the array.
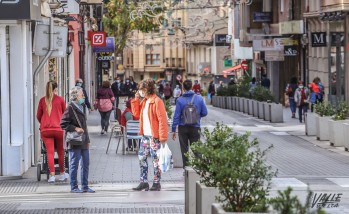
[
  {"xmin": 75, "ymin": 79, "xmax": 92, "ymax": 113},
  {"xmin": 163, "ymin": 83, "xmax": 172, "ymax": 100},
  {"xmin": 208, "ymin": 80, "xmax": 215, "ymax": 104},
  {"xmin": 111, "ymin": 76, "xmax": 124, "ymax": 108},
  {"xmin": 173, "ymin": 85, "xmax": 182, "ymax": 104},
  {"xmin": 309, "ymin": 77, "xmax": 324, "ymax": 112},
  {"xmin": 192, "ymin": 80, "xmax": 201, "ymax": 95},
  {"xmin": 37, "ymin": 81, "xmax": 68, "ymax": 183},
  {"xmin": 124, "ymin": 78, "xmax": 134, "ymax": 99},
  {"xmin": 129, "ymin": 76, "xmax": 138, "ymax": 94},
  {"xmin": 294, "ymin": 81, "xmax": 310, "ymax": 123},
  {"xmin": 95, "ymin": 81, "xmax": 115, "ymax": 134},
  {"xmin": 131, "ymin": 79, "xmax": 168, "ymax": 191},
  {"xmin": 261, "ymin": 74, "xmax": 270, "ymax": 89},
  {"xmin": 60, "ymin": 86, "xmax": 95, "ymax": 193},
  {"xmin": 285, "ymin": 77, "xmax": 298, "ymax": 118},
  {"xmin": 171, "ymin": 80, "xmax": 208, "ymax": 169},
  {"xmin": 249, "ymin": 77, "xmax": 257, "ymax": 97}
]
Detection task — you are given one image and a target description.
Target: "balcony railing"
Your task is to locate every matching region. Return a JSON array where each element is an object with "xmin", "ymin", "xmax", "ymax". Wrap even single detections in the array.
[{"xmin": 321, "ymin": 0, "xmax": 349, "ymax": 11}]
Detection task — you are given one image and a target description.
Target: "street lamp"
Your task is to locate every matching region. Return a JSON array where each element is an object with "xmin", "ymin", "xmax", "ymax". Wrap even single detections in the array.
[{"xmin": 67, "ymin": 41, "xmax": 73, "ymax": 55}]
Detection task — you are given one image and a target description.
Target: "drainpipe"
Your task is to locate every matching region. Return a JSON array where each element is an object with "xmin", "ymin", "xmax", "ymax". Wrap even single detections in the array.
[{"xmin": 31, "ymin": 17, "xmax": 55, "ymax": 165}]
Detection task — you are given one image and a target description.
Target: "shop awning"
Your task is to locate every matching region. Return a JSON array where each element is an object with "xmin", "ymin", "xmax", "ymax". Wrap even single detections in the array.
[{"xmin": 223, "ymin": 64, "xmax": 242, "ymax": 77}]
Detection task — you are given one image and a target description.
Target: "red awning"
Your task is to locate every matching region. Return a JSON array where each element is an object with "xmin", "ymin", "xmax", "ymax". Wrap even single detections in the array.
[{"xmin": 223, "ymin": 64, "xmax": 242, "ymax": 77}]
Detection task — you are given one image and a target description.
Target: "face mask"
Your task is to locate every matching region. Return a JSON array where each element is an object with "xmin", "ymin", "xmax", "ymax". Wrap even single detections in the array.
[
  {"xmin": 76, "ymin": 82, "xmax": 82, "ymax": 87},
  {"xmin": 299, "ymin": 85, "xmax": 304, "ymax": 89},
  {"xmin": 126, "ymin": 80, "xmax": 130, "ymax": 83},
  {"xmin": 78, "ymin": 98, "xmax": 85, "ymax": 105},
  {"xmin": 139, "ymin": 90, "xmax": 145, "ymax": 98},
  {"xmin": 116, "ymin": 80, "xmax": 120, "ymax": 83}
]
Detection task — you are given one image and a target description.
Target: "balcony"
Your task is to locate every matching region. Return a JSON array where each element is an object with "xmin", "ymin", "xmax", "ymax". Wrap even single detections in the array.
[{"xmin": 321, "ymin": 0, "xmax": 349, "ymax": 11}]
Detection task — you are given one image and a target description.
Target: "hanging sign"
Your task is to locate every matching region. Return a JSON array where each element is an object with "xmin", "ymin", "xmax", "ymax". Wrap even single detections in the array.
[
  {"xmin": 93, "ymin": 37, "xmax": 115, "ymax": 53},
  {"xmin": 311, "ymin": 32, "xmax": 327, "ymax": 47},
  {"xmin": 240, "ymin": 60, "xmax": 248, "ymax": 70}
]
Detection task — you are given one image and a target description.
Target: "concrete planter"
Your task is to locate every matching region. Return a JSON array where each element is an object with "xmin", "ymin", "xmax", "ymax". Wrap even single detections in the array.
[
  {"xmin": 212, "ymin": 203, "xmax": 268, "ymax": 214},
  {"xmin": 185, "ymin": 167, "xmax": 200, "ymax": 214},
  {"xmin": 243, "ymin": 99, "xmax": 249, "ymax": 114},
  {"xmin": 226, "ymin": 97, "xmax": 233, "ymax": 110},
  {"xmin": 316, "ymin": 116, "xmax": 331, "ymax": 141},
  {"xmin": 252, "ymin": 100, "xmax": 259, "ymax": 117},
  {"xmin": 305, "ymin": 112, "xmax": 317, "ymax": 136},
  {"xmin": 263, "ymin": 102, "xmax": 272, "ymax": 122},
  {"xmin": 270, "ymin": 103, "xmax": 284, "ymax": 123},
  {"xmin": 239, "ymin": 98, "xmax": 245, "ymax": 112},
  {"xmin": 344, "ymin": 123, "xmax": 349, "ymax": 151},
  {"xmin": 196, "ymin": 182, "xmax": 219, "ymax": 214},
  {"xmin": 235, "ymin": 97, "xmax": 240, "ymax": 111},
  {"xmin": 258, "ymin": 102, "xmax": 265, "ymax": 119},
  {"xmin": 212, "ymin": 96, "xmax": 218, "ymax": 107},
  {"xmin": 223, "ymin": 97, "xmax": 228, "ymax": 109},
  {"xmin": 329, "ymin": 119, "xmax": 349, "ymax": 147},
  {"xmin": 248, "ymin": 99, "xmax": 254, "ymax": 115}
]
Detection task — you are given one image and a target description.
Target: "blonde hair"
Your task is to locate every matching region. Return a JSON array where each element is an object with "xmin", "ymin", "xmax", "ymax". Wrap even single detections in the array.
[{"xmin": 45, "ymin": 81, "xmax": 57, "ymax": 116}]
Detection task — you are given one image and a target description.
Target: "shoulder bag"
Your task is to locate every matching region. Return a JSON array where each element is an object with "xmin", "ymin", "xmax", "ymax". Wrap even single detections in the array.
[{"xmin": 66, "ymin": 106, "xmax": 84, "ymax": 146}]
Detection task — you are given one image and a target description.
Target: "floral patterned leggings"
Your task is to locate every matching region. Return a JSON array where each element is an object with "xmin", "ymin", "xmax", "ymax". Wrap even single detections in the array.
[{"xmin": 138, "ymin": 136, "xmax": 161, "ymax": 183}]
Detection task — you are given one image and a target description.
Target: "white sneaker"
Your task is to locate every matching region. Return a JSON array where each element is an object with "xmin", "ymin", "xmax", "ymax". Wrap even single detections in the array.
[
  {"xmin": 48, "ymin": 175, "xmax": 56, "ymax": 183},
  {"xmin": 58, "ymin": 173, "xmax": 69, "ymax": 182}
]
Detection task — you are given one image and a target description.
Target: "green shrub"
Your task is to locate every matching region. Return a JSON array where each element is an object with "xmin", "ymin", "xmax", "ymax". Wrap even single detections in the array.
[
  {"xmin": 269, "ymin": 187, "xmax": 326, "ymax": 214},
  {"xmin": 332, "ymin": 102, "xmax": 349, "ymax": 120},
  {"xmin": 314, "ymin": 102, "xmax": 335, "ymax": 117},
  {"xmin": 252, "ymin": 86, "xmax": 275, "ymax": 102},
  {"xmin": 216, "ymin": 85, "xmax": 238, "ymax": 97},
  {"xmin": 201, "ymin": 89, "xmax": 208, "ymax": 96},
  {"xmin": 164, "ymin": 99, "xmax": 173, "ymax": 119},
  {"xmin": 188, "ymin": 123, "xmax": 276, "ymax": 212}
]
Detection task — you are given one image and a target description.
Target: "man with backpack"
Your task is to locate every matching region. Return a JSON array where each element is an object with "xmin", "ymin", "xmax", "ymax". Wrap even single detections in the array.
[
  {"xmin": 171, "ymin": 80, "xmax": 208, "ymax": 169},
  {"xmin": 294, "ymin": 81, "xmax": 310, "ymax": 123}
]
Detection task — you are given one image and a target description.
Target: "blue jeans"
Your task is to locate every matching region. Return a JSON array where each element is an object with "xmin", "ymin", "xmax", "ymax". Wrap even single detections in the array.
[
  {"xmin": 69, "ymin": 149, "xmax": 90, "ymax": 190},
  {"xmin": 289, "ymin": 98, "xmax": 296, "ymax": 114},
  {"xmin": 138, "ymin": 136, "xmax": 161, "ymax": 183}
]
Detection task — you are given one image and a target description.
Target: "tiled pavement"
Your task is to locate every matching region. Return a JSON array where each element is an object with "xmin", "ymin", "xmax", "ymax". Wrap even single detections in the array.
[{"xmin": 3, "ymin": 102, "xmax": 349, "ymax": 213}]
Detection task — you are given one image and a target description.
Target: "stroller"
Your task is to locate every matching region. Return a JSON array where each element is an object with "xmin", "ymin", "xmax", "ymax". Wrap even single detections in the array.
[{"xmin": 37, "ymin": 139, "xmax": 69, "ymax": 181}]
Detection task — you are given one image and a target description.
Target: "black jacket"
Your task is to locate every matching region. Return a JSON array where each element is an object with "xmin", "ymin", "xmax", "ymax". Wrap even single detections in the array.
[
  {"xmin": 60, "ymin": 103, "xmax": 90, "ymax": 149},
  {"xmin": 111, "ymin": 81, "xmax": 124, "ymax": 97}
]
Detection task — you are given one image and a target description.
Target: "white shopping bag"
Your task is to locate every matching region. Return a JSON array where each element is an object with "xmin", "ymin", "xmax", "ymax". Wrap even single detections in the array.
[{"xmin": 157, "ymin": 143, "xmax": 174, "ymax": 173}]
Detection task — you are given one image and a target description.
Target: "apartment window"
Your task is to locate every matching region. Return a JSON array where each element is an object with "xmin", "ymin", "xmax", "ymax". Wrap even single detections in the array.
[{"xmin": 146, "ymin": 54, "xmax": 160, "ymax": 65}]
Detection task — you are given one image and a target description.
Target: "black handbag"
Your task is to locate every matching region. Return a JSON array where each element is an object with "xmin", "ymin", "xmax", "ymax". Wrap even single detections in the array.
[{"xmin": 66, "ymin": 106, "xmax": 84, "ymax": 146}]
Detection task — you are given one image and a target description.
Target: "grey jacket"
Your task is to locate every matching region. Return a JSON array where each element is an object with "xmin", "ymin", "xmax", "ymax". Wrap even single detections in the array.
[
  {"xmin": 294, "ymin": 87, "xmax": 310, "ymax": 107},
  {"xmin": 60, "ymin": 103, "xmax": 90, "ymax": 149}
]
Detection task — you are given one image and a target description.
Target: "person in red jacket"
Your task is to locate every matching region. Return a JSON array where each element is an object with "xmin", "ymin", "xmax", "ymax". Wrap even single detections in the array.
[
  {"xmin": 192, "ymin": 80, "xmax": 201, "ymax": 94},
  {"xmin": 37, "ymin": 81, "xmax": 68, "ymax": 183},
  {"xmin": 121, "ymin": 99, "xmax": 137, "ymax": 151}
]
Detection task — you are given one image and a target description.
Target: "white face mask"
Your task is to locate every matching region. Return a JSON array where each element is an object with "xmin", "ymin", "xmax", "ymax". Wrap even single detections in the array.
[
  {"xmin": 299, "ymin": 85, "xmax": 304, "ymax": 89},
  {"xmin": 139, "ymin": 90, "xmax": 145, "ymax": 98}
]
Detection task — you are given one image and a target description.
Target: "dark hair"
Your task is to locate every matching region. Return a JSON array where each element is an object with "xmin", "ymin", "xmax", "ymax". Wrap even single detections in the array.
[
  {"xmin": 290, "ymin": 77, "xmax": 298, "ymax": 84},
  {"xmin": 138, "ymin": 79, "xmax": 156, "ymax": 95},
  {"xmin": 251, "ymin": 77, "xmax": 256, "ymax": 84},
  {"xmin": 183, "ymin": 80, "xmax": 193, "ymax": 91},
  {"xmin": 129, "ymin": 76, "xmax": 134, "ymax": 82},
  {"xmin": 102, "ymin": 81, "xmax": 111, "ymax": 88}
]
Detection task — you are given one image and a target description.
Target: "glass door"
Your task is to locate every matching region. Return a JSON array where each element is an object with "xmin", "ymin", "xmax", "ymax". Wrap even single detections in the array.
[{"xmin": 329, "ymin": 32, "xmax": 345, "ymax": 104}]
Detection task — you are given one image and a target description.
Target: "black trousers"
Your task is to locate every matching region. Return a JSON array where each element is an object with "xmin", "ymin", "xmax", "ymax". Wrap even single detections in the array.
[
  {"xmin": 99, "ymin": 110, "xmax": 112, "ymax": 131},
  {"xmin": 178, "ymin": 126, "xmax": 201, "ymax": 168}
]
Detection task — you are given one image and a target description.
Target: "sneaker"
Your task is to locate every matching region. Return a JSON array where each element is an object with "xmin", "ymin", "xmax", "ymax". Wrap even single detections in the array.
[
  {"xmin": 83, "ymin": 187, "xmax": 95, "ymax": 193},
  {"xmin": 48, "ymin": 175, "xmax": 56, "ymax": 183},
  {"xmin": 101, "ymin": 130, "xmax": 105, "ymax": 135},
  {"xmin": 58, "ymin": 173, "xmax": 69, "ymax": 182},
  {"xmin": 70, "ymin": 188, "xmax": 83, "ymax": 193}
]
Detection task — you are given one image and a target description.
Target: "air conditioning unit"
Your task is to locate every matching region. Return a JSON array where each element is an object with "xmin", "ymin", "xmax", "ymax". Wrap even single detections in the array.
[{"xmin": 80, "ymin": 0, "xmax": 103, "ymax": 5}]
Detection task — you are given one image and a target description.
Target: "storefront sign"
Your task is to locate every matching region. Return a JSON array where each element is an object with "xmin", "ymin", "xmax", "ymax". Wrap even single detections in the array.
[
  {"xmin": 284, "ymin": 46, "xmax": 298, "ymax": 56},
  {"xmin": 224, "ymin": 59, "xmax": 232, "ymax": 68},
  {"xmin": 253, "ymin": 39, "xmax": 284, "ymax": 51},
  {"xmin": 253, "ymin": 12, "xmax": 272, "ymax": 22},
  {"xmin": 311, "ymin": 32, "xmax": 327, "ymax": 47},
  {"xmin": 279, "ymin": 20, "xmax": 304, "ymax": 34},
  {"xmin": 0, "ymin": 0, "xmax": 41, "ymax": 20},
  {"xmin": 265, "ymin": 51, "xmax": 284, "ymax": 61},
  {"xmin": 215, "ymin": 34, "xmax": 229, "ymax": 44},
  {"xmin": 93, "ymin": 37, "xmax": 115, "ymax": 53},
  {"xmin": 98, "ymin": 56, "xmax": 114, "ymax": 61},
  {"xmin": 90, "ymin": 31, "xmax": 106, "ymax": 47},
  {"xmin": 34, "ymin": 24, "xmax": 68, "ymax": 57}
]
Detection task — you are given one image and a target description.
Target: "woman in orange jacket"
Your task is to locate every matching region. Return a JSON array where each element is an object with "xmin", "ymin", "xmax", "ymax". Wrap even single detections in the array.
[{"xmin": 131, "ymin": 79, "xmax": 168, "ymax": 191}]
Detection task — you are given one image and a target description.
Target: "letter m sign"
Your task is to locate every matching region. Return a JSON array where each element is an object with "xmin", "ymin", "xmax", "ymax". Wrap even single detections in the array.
[
  {"xmin": 311, "ymin": 32, "xmax": 327, "ymax": 47},
  {"xmin": 90, "ymin": 32, "xmax": 106, "ymax": 47}
]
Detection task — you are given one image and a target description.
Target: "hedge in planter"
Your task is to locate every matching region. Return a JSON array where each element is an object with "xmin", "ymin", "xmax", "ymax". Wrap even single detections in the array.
[
  {"xmin": 188, "ymin": 123, "xmax": 276, "ymax": 213},
  {"xmin": 252, "ymin": 86, "xmax": 275, "ymax": 102}
]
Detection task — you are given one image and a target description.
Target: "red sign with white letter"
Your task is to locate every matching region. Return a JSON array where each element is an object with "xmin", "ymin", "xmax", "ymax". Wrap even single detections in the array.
[
  {"xmin": 90, "ymin": 32, "xmax": 106, "ymax": 47},
  {"xmin": 241, "ymin": 60, "xmax": 248, "ymax": 70}
]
